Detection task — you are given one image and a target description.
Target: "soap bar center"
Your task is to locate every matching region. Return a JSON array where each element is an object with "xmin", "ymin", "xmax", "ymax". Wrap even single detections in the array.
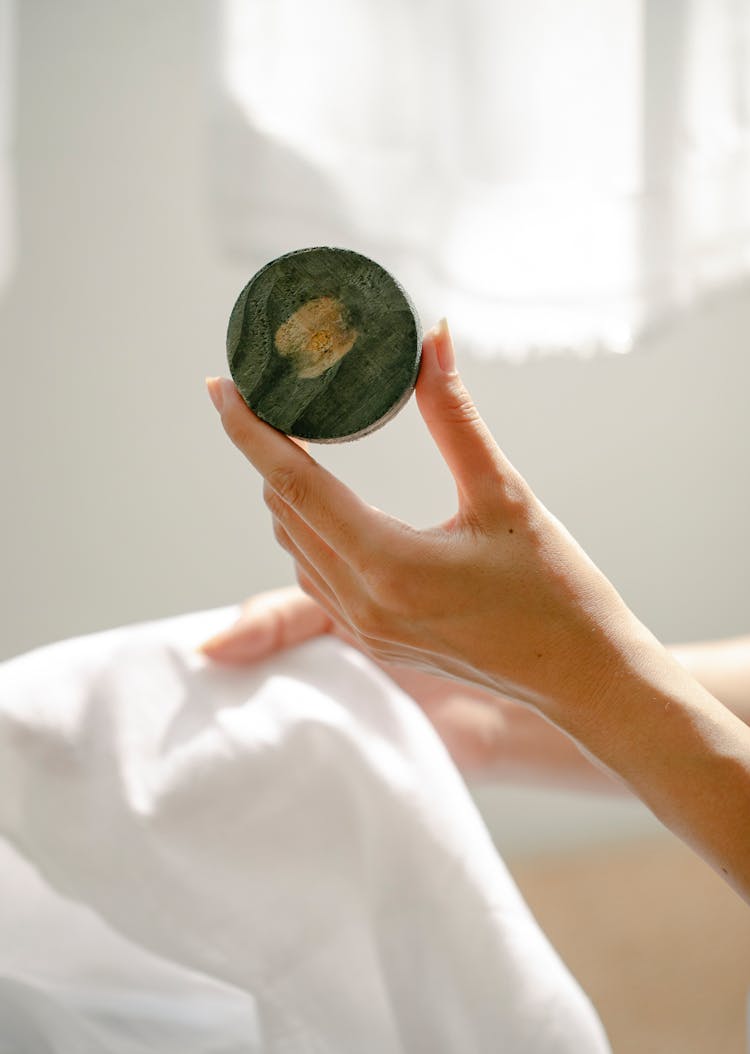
[{"xmin": 274, "ymin": 296, "xmax": 358, "ymax": 379}]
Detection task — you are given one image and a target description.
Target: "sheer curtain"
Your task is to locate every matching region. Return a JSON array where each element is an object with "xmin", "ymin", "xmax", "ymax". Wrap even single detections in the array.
[
  {"xmin": 0, "ymin": 0, "xmax": 15, "ymax": 299},
  {"xmin": 210, "ymin": 0, "xmax": 750, "ymax": 360}
]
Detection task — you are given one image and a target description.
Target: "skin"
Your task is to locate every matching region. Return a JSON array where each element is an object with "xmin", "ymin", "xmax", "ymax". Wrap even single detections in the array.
[
  {"xmin": 199, "ymin": 587, "xmax": 750, "ymax": 794},
  {"xmin": 198, "ymin": 585, "xmax": 623, "ymax": 792},
  {"xmin": 204, "ymin": 319, "xmax": 750, "ymax": 902}
]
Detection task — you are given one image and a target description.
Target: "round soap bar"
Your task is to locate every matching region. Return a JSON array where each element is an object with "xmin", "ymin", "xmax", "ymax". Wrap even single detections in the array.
[{"xmin": 226, "ymin": 247, "xmax": 422, "ymax": 442}]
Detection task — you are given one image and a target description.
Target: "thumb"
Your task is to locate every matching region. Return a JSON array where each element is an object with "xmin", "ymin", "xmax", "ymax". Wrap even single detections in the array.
[{"xmin": 415, "ymin": 319, "xmax": 515, "ymax": 512}]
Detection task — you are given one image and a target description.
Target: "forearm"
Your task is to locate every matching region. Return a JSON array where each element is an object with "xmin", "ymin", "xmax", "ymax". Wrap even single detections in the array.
[
  {"xmin": 478, "ymin": 695, "xmax": 627, "ymax": 794},
  {"xmin": 551, "ymin": 618, "xmax": 750, "ymax": 901},
  {"xmin": 482, "ymin": 634, "xmax": 750, "ymax": 796},
  {"xmin": 668, "ymin": 635, "xmax": 750, "ymax": 724}
]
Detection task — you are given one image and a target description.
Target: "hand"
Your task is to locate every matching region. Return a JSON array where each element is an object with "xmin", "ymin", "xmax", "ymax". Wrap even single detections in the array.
[
  {"xmin": 205, "ymin": 321, "xmax": 750, "ymax": 899},
  {"xmin": 199, "ymin": 587, "xmax": 621, "ymax": 790},
  {"xmin": 206, "ymin": 318, "xmax": 636, "ymax": 736}
]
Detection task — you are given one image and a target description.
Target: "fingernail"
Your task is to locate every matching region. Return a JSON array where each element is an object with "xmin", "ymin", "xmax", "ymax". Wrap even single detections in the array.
[
  {"xmin": 206, "ymin": 376, "xmax": 224, "ymax": 413},
  {"xmin": 196, "ymin": 625, "xmax": 269, "ymax": 661},
  {"xmin": 195, "ymin": 631, "xmax": 230, "ymax": 655},
  {"xmin": 207, "ymin": 377, "xmax": 236, "ymax": 414},
  {"xmin": 434, "ymin": 318, "xmax": 455, "ymax": 372}
]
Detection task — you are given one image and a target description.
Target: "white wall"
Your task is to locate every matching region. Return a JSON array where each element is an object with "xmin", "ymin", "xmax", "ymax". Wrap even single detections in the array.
[{"xmin": 2, "ymin": 0, "xmax": 749, "ymax": 853}]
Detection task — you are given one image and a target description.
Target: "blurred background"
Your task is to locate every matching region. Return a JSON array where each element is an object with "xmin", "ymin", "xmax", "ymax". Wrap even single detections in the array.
[{"xmin": 1, "ymin": 2, "xmax": 749, "ymax": 1049}]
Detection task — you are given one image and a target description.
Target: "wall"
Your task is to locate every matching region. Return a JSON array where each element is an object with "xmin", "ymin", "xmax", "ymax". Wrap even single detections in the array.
[{"xmin": 1, "ymin": 0, "xmax": 749, "ymax": 853}]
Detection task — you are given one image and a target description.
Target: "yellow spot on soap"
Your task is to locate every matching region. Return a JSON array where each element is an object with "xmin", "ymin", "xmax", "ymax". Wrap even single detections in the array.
[
  {"xmin": 308, "ymin": 330, "xmax": 332, "ymax": 353},
  {"xmin": 274, "ymin": 297, "xmax": 358, "ymax": 379}
]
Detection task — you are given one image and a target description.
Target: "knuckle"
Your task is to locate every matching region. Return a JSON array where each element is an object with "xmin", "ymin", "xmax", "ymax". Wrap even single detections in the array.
[
  {"xmin": 361, "ymin": 558, "xmax": 404, "ymax": 606},
  {"xmin": 264, "ymin": 486, "xmax": 285, "ymax": 517},
  {"xmin": 441, "ymin": 382, "xmax": 483, "ymax": 428},
  {"xmin": 266, "ymin": 466, "xmax": 307, "ymax": 508},
  {"xmin": 364, "ymin": 557, "xmax": 422, "ymax": 617},
  {"xmin": 351, "ymin": 596, "xmax": 389, "ymax": 640}
]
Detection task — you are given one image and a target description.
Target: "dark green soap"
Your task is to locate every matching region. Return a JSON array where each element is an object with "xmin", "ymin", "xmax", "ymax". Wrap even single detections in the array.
[{"xmin": 226, "ymin": 247, "xmax": 422, "ymax": 442}]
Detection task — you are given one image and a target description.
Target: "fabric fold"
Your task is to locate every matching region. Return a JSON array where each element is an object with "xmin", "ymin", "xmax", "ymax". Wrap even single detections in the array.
[{"xmin": 0, "ymin": 605, "xmax": 609, "ymax": 1051}]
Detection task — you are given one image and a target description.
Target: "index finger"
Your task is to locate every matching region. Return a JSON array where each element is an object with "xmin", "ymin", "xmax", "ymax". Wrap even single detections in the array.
[
  {"xmin": 206, "ymin": 376, "xmax": 382, "ymax": 566},
  {"xmin": 198, "ymin": 586, "xmax": 334, "ymax": 663}
]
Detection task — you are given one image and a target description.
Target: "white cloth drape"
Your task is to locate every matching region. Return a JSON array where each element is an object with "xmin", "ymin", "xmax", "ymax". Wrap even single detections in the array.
[
  {"xmin": 212, "ymin": 0, "xmax": 750, "ymax": 360},
  {"xmin": 0, "ymin": 606, "xmax": 610, "ymax": 1052},
  {"xmin": 0, "ymin": 0, "xmax": 15, "ymax": 299}
]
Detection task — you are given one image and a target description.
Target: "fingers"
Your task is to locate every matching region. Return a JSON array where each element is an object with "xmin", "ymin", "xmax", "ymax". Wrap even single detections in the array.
[
  {"xmin": 197, "ymin": 585, "xmax": 334, "ymax": 664},
  {"xmin": 415, "ymin": 321, "xmax": 518, "ymax": 515},
  {"xmin": 293, "ymin": 569, "xmax": 357, "ymax": 644},
  {"xmin": 263, "ymin": 481, "xmax": 357, "ymax": 603},
  {"xmin": 268, "ymin": 503, "xmax": 344, "ymax": 614},
  {"xmin": 206, "ymin": 377, "xmax": 385, "ymax": 569}
]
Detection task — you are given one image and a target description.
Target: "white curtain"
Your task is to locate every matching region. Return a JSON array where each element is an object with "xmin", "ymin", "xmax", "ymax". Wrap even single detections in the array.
[
  {"xmin": 0, "ymin": 0, "xmax": 15, "ymax": 299},
  {"xmin": 211, "ymin": 0, "xmax": 750, "ymax": 360}
]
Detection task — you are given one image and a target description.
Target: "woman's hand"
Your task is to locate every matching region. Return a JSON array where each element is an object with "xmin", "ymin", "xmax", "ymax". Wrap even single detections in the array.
[
  {"xmin": 205, "ymin": 319, "xmax": 750, "ymax": 899},
  {"xmin": 198, "ymin": 586, "xmax": 622, "ymax": 790},
  {"xmin": 205, "ymin": 319, "xmax": 636, "ymax": 735}
]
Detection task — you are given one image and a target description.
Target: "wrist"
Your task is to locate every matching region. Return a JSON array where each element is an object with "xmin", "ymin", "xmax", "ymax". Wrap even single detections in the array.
[
  {"xmin": 537, "ymin": 618, "xmax": 750, "ymax": 898},
  {"xmin": 516, "ymin": 599, "xmax": 650, "ymax": 741}
]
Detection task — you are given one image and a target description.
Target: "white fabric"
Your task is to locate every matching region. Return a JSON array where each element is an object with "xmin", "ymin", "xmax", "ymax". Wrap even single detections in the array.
[
  {"xmin": 212, "ymin": 0, "xmax": 750, "ymax": 359},
  {"xmin": 0, "ymin": 606, "xmax": 610, "ymax": 1052},
  {"xmin": 0, "ymin": 0, "xmax": 15, "ymax": 298}
]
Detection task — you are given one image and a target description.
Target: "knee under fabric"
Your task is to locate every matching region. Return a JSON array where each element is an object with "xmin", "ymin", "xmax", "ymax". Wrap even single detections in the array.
[{"xmin": 0, "ymin": 607, "xmax": 610, "ymax": 1053}]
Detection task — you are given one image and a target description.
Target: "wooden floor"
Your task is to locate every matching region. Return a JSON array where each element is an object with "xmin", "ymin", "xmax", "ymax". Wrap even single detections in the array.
[{"xmin": 508, "ymin": 836, "xmax": 750, "ymax": 1054}]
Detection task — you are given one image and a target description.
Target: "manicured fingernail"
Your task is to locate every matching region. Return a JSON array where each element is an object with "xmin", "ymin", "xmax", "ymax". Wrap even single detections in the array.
[
  {"xmin": 206, "ymin": 376, "xmax": 224, "ymax": 413},
  {"xmin": 195, "ymin": 631, "xmax": 232, "ymax": 654},
  {"xmin": 207, "ymin": 377, "xmax": 237, "ymax": 414},
  {"xmin": 434, "ymin": 318, "xmax": 455, "ymax": 372},
  {"xmin": 196, "ymin": 624, "xmax": 271, "ymax": 661}
]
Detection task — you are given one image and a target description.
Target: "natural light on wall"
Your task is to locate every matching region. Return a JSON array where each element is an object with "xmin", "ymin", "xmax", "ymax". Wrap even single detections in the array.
[
  {"xmin": 212, "ymin": 0, "xmax": 750, "ymax": 361},
  {"xmin": 0, "ymin": 0, "xmax": 15, "ymax": 300}
]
